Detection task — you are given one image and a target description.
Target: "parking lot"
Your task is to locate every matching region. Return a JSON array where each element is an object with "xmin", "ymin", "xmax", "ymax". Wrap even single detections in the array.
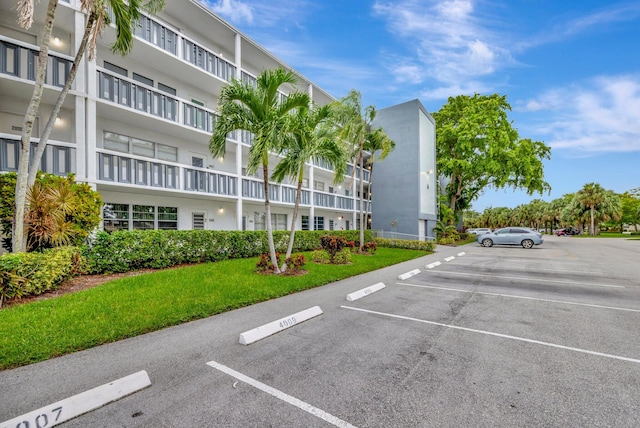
[{"xmin": 1, "ymin": 235, "xmax": 639, "ymax": 427}]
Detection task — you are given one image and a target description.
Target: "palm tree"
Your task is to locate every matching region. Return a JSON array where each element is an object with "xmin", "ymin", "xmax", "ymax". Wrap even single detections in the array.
[
  {"xmin": 12, "ymin": 0, "xmax": 165, "ymax": 252},
  {"xmin": 271, "ymin": 104, "xmax": 347, "ymax": 271},
  {"xmin": 575, "ymin": 183, "xmax": 607, "ymax": 235},
  {"xmin": 331, "ymin": 90, "xmax": 390, "ymax": 251},
  {"xmin": 210, "ymin": 68, "xmax": 310, "ymax": 273},
  {"xmin": 363, "ymin": 127, "xmax": 395, "ymax": 225}
]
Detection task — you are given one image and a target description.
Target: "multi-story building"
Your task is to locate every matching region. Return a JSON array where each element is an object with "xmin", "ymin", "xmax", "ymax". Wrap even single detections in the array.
[
  {"xmin": 372, "ymin": 99, "xmax": 437, "ymax": 239},
  {"xmin": 0, "ymin": 0, "xmax": 373, "ymax": 235}
]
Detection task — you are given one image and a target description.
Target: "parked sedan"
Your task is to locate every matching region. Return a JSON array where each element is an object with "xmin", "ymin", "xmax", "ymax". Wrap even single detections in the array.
[
  {"xmin": 477, "ymin": 227, "xmax": 544, "ymax": 249},
  {"xmin": 468, "ymin": 228, "xmax": 492, "ymax": 235},
  {"xmin": 555, "ymin": 227, "xmax": 580, "ymax": 236}
]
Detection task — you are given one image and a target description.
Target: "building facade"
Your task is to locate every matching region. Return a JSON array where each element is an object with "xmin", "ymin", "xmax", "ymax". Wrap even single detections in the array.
[
  {"xmin": 0, "ymin": 0, "xmax": 372, "ymax": 234},
  {"xmin": 371, "ymin": 99, "xmax": 437, "ymax": 240}
]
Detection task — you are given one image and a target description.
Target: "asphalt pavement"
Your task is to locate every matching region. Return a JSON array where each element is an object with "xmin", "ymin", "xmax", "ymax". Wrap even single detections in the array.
[{"xmin": 1, "ymin": 235, "xmax": 639, "ymax": 427}]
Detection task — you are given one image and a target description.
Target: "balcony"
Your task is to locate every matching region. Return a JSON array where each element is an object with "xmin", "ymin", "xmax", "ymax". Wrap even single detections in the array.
[
  {"xmin": 242, "ymin": 177, "xmax": 310, "ymax": 205},
  {"xmin": 0, "ymin": 37, "xmax": 74, "ymax": 105},
  {"xmin": 97, "ymin": 150, "xmax": 237, "ymax": 197}
]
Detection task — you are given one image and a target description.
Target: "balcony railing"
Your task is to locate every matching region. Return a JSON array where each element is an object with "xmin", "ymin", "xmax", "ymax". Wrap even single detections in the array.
[
  {"xmin": 0, "ymin": 38, "xmax": 72, "ymax": 87},
  {"xmin": 98, "ymin": 70, "xmax": 179, "ymax": 122},
  {"xmin": 242, "ymin": 178, "xmax": 310, "ymax": 205},
  {"xmin": 1, "ymin": 137, "xmax": 75, "ymax": 176},
  {"xmin": 97, "ymin": 150, "xmax": 237, "ymax": 196},
  {"xmin": 346, "ymin": 164, "xmax": 371, "ymax": 182},
  {"xmin": 98, "ymin": 69, "xmax": 223, "ymax": 133}
]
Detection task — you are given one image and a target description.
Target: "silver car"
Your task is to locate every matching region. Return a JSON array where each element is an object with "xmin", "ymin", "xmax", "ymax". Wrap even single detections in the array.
[{"xmin": 477, "ymin": 227, "xmax": 544, "ymax": 249}]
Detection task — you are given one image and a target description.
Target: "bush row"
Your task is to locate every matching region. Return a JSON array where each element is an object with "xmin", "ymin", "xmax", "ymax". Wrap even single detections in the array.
[
  {"xmin": 0, "ymin": 246, "xmax": 81, "ymax": 307},
  {"xmin": 83, "ymin": 229, "xmax": 372, "ymax": 274},
  {"xmin": 374, "ymin": 237, "xmax": 435, "ymax": 252}
]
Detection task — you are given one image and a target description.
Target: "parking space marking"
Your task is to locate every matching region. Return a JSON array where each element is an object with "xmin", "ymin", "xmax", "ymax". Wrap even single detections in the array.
[
  {"xmin": 423, "ymin": 270, "xmax": 625, "ymax": 288},
  {"xmin": 206, "ymin": 361, "xmax": 357, "ymax": 428},
  {"xmin": 398, "ymin": 282, "xmax": 640, "ymax": 313},
  {"xmin": 340, "ymin": 306, "xmax": 640, "ymax": 365}
]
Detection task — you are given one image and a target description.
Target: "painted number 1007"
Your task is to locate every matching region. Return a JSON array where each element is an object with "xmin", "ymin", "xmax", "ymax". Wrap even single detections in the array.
[
  {"xmin": 9, "ymin": 407, "xmax": 63, "ymax": 428},
  {"xmin": 279, "ymin": 317, "xmax": 297, "ymax": 328}
]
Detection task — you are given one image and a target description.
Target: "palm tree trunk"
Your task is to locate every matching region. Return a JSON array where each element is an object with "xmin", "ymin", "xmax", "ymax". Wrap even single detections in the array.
[
  {"xmin": 590, "ymin": 206, "xmax": 595, "ymax": 236},
  {"xmin": 263, "ymin": 163, "xmax": 280, "ymax": 273},
  {"xmin": 281, "ymin": 172, "xmax": 304, "ymax": 272},
  {"xmin": 28, "ymin": 12, "xmax": 96, "ymax": 186},
  {"xmin": 13, "ymin": 0, "xmax": 58, "ymax": 253},
  {"xmin": 358, "ymin": 151, "xmax": 365, "ymax": 252}
]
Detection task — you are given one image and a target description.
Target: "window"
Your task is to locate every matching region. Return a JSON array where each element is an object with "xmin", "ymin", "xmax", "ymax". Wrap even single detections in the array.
[
  {"xmin": 192, "ymin": 156, "xmax": 204, "ymax": 167},
  {"xmin": 158, "ymin": 207, "xmax": 178, "ymax": 230},
  {"xmin": 0, "ymin": 139, "xmax": 19, "ymax": 171},
  {"xmin": 103, "ymin": 203, "xmax": 129, "ymax": 231},
  {"xmin": 158, "ymin": 82, "xmax": 176, "ymax": 95},
  {"xmin": 254, "ymin": 212, "xmax": 265, "ymax": 230},
  {"xmin": 314, "ymin": 216, "xmax": 324, "ymax": 231},
  {"xmin": 301, "ymin": 215, "xmax": 309, "ymax": 231},
  {"xmin": 133, "ymin": 205, "xmax": 155, "ymax": 230},
  {"xmin": 104, "ymin": 61, "xmax": 127, "ymax": 77},
  {"xmin": 313, "ymin": 180, "xmax": 325, "ymax": 192},
  {"xmin": 329, "ymin": 219, "xmax": 334, "ymax": 231},
  {"xmin": 103, "ymin": 203, "xmax": 177, "ymax": 230},
  {"xmin": 271, "ymin": 213, "xmax": 287, "ymax": 231},
  {"xmin": 52, "ymin": 146, "xmax": 70, "ymax": 175},
  {"xmin": 1, "ymin": 42, "xmax": 20, "ymax": 76},
  {"xmin": 103, "ymin": 131, "xmax": 177, "ymax": 162},
  {"xmin": 133, "ymin": 72, "xmax": 153, "ymax": 87}
]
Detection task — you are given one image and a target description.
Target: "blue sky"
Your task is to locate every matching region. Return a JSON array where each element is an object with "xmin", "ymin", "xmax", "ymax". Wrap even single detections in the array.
[{"xmin": 202, "ymin": 0, "xmax": 640, "ymax": 212}]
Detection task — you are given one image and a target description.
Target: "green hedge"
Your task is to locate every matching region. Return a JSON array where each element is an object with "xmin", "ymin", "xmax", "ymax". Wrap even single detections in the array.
[
  {"xmin": 0, "ymin": 246, "xmax": 81, "ymax": 306},
  {"xmin": 374, "ymin": 237, "xmax": 435, "ymax": 252},
  {"xmin": 83, "ymin": 229, "xmax": 372, "ymax": 274}
]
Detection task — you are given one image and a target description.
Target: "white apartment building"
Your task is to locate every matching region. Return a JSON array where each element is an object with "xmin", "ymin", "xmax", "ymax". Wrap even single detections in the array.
[{"xmin": 0, "ymin": 0, "xmax": 372, "ymax": 234}]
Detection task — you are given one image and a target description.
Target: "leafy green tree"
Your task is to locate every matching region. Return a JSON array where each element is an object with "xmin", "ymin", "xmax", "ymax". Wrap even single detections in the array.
[
  {"xmin": 12, "ymin": 0, "xmax": 166, "ymax": 253},
  {"xmin": 619, "ymin": 190, "xmax": 640, "ymax": 232},
  {"xmin": 271, "ymin": 104, "xmax": 347, "ymax": 271},
  {"xmin": 210, "ymin": 68, "xmax": 310, "ymax": 273},
  {"xmin": 433, "ymin": 93, "xmax": 551, "ymax": 219}
]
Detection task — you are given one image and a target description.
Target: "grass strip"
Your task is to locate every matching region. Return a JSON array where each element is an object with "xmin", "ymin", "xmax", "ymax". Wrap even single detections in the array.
[{"xmin": 0, "ymin": 248, "xmax": 427, "ymax": 370}]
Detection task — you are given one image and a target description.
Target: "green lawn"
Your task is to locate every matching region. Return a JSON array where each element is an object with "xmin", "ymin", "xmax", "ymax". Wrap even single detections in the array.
[
  {"xmin": 0, "ymin": 248, "xmax": 428, "ymax": 370},
  {"xmin": 576, "ymin": 232, "xmax": 640, "ymax": 238}
]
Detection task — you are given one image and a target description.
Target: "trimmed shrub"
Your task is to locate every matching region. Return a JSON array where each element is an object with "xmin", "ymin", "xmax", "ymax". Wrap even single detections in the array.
[
  {"xmin": 284, "ymin": 254, "xmax": 306, "ymax": 274},
  {"xmin": 332, "ymin": 248, "xmax": 352, "ymax": 265},
  {"xmin": 255, "ymin": 252, "xmax": 281, "ymax": 273},
  {"xmin": 311, "ymin": 249, "xmax": 330, "ymax": 263},
  {"xmin": 0, "ymin": 246, "xmax": 82, "ymax": 306},
  {"xmin": 320, "ymin": 235, "xmax": 348, "ymax": 263},
  {"xmin": 374, "ymin": 238, "xmax": 435, "ymax": 252}
]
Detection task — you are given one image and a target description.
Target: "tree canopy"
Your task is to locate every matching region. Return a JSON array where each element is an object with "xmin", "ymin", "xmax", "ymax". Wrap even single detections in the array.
[{"xmin": 433, "ymin": 93, "xmax": 551, "ymax": 220}]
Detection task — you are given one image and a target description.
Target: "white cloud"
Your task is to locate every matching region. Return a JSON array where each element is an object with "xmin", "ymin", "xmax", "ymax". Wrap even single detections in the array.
[
  {"xmin": 372, "ymin": 0, "xmax": 513, "ymax": 97},
  {"xmin": 519, "ymin": 75, "xmax": 640, "ymax": 153},
  {"xmin": 202, "ymin": 0, "xmax": 313, "ymax": 28},
  {"xmin": 205, "ymin": 0, "xmax": 254, "ymax": 25}
]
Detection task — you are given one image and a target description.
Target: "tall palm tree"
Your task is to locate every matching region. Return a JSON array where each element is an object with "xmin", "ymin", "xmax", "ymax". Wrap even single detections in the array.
[
  {"xmin": 12, "ymin": 0, "xmax": 165, "ymax": 253},
  {"xmin": 363, "ymin": 127, "xmax": 395, "ymax": 223},
  {"xmin": 331, "ymin": 90, "xmax": 385, "ymax": 251},
  {"xmin": 210, "ymin": 68, "xmax": 310, "ymax": 273},
  {"xmin": 575, "ymin": 183, "xmax": 607, "ymax": 235},
  {"xmin": 271, "ymin": 104, "xmax": 347, "ymax": 271}
]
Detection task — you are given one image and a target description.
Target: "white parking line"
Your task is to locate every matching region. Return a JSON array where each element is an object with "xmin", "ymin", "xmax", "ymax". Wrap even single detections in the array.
[
  {"xmin": 424, "ymin": 270, "xmax": 624, "ymax": 288},
  {"xmin": 398, "ymin": 282, "xmax": 640, "ymax": 313},
  {"xmin": 206, "ymin": 361, "xmax": 357, "ymax": 428},
  {"xmin": 340, "ymin": 306, "xmax": 640, "ymax": 365}
]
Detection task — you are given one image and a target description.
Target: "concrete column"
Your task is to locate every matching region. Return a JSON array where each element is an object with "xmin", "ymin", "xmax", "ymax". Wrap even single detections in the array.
[{"xmin": 236, "ymin": 142, "xmax": 243, "ymax": 230}]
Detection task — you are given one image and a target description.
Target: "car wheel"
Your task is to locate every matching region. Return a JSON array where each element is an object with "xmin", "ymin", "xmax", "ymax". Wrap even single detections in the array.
[
  {"xmin": 481, "ymin": 238, "xmax": 493, "ymax": 247},
  {"xmin": 521, "ymin": 239, "xmax": 534, "ymax": 249}
]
